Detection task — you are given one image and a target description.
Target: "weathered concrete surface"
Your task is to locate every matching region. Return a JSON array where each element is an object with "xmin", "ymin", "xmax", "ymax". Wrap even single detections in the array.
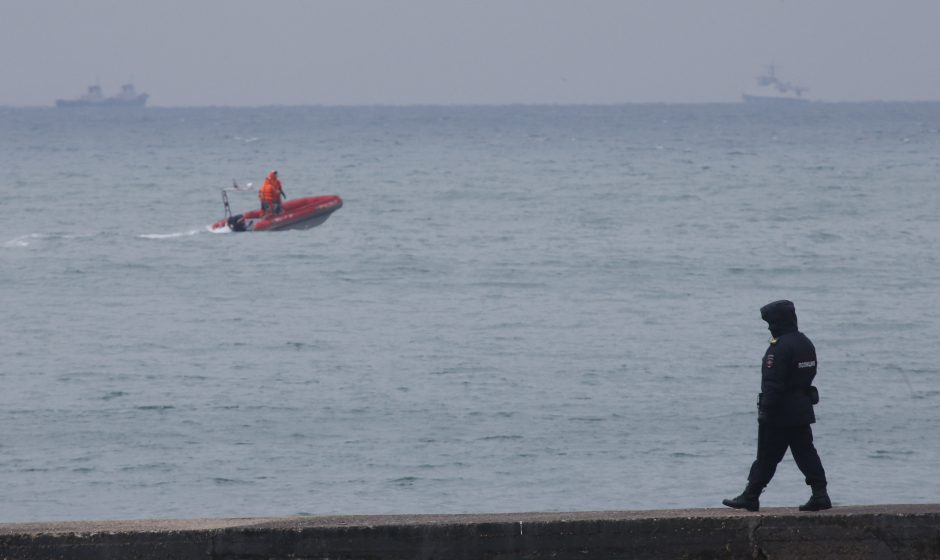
[{"xmin": 1, "ymin": 504, "xmax": 939, "ymax": 559}]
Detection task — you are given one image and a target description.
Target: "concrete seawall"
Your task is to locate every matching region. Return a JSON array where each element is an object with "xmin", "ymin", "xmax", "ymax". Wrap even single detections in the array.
[{"xmin": 2, "ymin": 504, "xmax": 939, "ymax": 559}]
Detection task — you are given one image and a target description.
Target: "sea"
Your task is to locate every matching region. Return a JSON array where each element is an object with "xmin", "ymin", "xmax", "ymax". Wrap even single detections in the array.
[{"xmin": 1, "ymin": 103, "xmax": 938, "ymax": 523}]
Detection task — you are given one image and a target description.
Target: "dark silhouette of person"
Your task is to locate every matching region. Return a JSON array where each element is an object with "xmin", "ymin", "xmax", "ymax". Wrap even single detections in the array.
[{"xmin": 723, "ymin": 300, "xmax": 831, "ymax": 512}]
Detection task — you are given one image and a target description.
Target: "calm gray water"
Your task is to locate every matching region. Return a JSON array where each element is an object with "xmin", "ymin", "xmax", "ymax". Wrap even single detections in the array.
[{"xmin": 1, "ymin": 104, "xmax": 938, "ymax": 522}]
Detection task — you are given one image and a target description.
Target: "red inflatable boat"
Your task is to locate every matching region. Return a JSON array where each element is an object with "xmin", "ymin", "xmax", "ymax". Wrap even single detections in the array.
[{"xmin": 211, "ymin": 194, "xmax": 343, "ymax": 232}]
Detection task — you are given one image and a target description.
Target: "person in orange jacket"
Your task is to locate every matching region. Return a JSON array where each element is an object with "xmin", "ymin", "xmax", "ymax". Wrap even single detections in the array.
[{"xmin": 259, "ymin": 170, "xmax": 286, "ymax": 216}]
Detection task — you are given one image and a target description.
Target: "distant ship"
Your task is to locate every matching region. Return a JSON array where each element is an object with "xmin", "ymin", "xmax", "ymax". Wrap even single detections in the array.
[
  {"xmin": 56, "ymin": 83, "xmax": 149, "ymax": 108},
  {"xmin": 742, "ymin": 65, "xmax": 810, "ymax": 105}
]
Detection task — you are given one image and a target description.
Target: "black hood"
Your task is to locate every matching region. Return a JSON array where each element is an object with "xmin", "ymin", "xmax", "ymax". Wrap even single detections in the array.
[{"xmin": 761, "ymin": 299, "xmax": 799, "ymax": 338}]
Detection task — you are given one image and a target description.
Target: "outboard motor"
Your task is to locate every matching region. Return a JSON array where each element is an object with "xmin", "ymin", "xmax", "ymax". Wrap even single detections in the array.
[{"xmin": 227, "ymin": 214, "xmax": 247, "ymax": 232}]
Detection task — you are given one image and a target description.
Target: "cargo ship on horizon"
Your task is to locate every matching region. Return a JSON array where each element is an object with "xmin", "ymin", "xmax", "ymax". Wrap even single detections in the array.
[
  {"xmin": 56, "ymin": 83, "xmax": 149, "ymax": 108},
  {"xmin": 742, "ymin": 64, "xmax": 810, "ymax": 105}
]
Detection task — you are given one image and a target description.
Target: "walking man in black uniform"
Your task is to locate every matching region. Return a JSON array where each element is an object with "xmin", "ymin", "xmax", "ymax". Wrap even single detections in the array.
[{"xmin": 723, "ymin": 300, "xmax": 831, "ymax": 512}]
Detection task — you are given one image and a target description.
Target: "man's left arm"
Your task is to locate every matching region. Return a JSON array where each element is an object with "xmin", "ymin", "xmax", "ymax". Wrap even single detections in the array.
[{"xmin": 759, "ymin": 344, "xmax": 791, "ymax": 421}]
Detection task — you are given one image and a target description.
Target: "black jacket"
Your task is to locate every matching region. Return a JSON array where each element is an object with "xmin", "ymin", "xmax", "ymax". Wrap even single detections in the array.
[{"xmin": 758, "ymin": 300, "xmax": 817, "ymax": 426}]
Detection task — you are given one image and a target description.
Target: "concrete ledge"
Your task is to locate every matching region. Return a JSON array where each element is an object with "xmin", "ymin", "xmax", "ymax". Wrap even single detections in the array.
[{"xmin": 2, "ymin": 504, "xmax": 939, "ymax": 559}]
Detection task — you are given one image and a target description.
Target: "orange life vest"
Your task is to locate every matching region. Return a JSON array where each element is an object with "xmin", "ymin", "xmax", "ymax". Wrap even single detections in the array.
[{"xmin": 259, "ymin": 175, "xmax": 282, "ymax": 204}]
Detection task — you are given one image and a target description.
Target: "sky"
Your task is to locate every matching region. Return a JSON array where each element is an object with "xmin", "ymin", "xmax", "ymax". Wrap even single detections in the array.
[{"xmin": 2, "ymin": 0, "xmax": 940, "ymax": 106}]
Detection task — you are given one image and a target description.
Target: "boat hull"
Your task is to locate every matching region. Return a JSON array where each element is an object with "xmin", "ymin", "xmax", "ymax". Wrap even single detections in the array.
[
  {"xmin": 211, "ymin": 195, "xmax": 343, "ymax": 232},
  {"xmin": 55, "ymin": 95, "xmax": 149, "ymax": 108},
  {"xmin": 742, "ymin": 94, "xmax": 810, "ymax": 105}
]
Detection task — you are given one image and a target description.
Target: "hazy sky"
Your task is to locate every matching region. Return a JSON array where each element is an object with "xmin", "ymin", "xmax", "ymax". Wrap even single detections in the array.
[{"xmin": 3, "ymin": 0, "xmax": 940, "ymax": 106}]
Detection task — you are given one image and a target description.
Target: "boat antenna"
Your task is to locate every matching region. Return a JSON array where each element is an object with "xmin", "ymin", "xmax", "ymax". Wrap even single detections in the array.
[
  {"xmin": 222, "ymin": 187, "xmax": 232, "ymax": 219},
  {"xmin": 221, "ymin": 179, "xmax": 255, "ymax": 218}
]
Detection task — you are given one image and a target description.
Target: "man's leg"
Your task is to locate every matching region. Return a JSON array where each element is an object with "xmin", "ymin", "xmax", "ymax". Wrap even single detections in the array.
[
  {"xmin": 789, "ymin": 425, "xmax": 831, "ymax": 511},
  {"xmin": 788, "ymin": 425, "xmax": 826, "ymax": 486},
  {"xmin": 724, "ymin": 422, "xmax": 789, "ymax": 511},
  {"xmin": 747, "ymin": 422, "xmax": 790, "ymax": 487}
]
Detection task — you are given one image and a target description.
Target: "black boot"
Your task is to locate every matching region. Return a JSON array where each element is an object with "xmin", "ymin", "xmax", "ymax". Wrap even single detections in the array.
[
  {"xmin": 722, "ymin": 483, "xmax": 762, "ymax": 512},
  {"xmin": 799, "ymin": 484, "xmax": 832, "ymax": 511}
]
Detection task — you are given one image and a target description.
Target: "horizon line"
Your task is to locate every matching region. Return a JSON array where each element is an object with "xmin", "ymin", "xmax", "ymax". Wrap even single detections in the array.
[{"xmin": 5, "ymin": 99, "xmax": 940, "ymax": 110}]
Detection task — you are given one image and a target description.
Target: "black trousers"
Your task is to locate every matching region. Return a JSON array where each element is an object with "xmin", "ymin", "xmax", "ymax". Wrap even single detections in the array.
[{"xmin": 748, "ymin": 422, "xmax": 827, "ymax": 488}]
